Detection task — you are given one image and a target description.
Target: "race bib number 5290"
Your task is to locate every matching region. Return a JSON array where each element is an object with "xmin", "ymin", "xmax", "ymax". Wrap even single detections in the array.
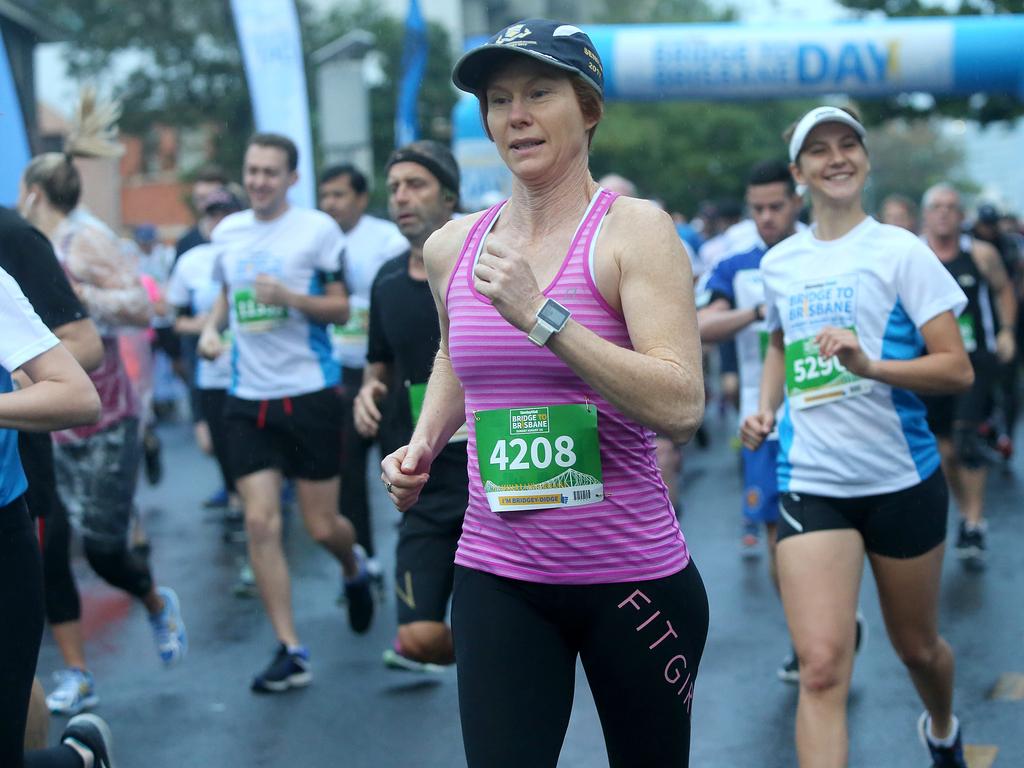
[
  {"xmin": 474, "ymin": 404, "xmax": 603, "ymax": 513},
  {"xmin": 785, "ymin": 328, "xmax": 871, "ymax": 410}
]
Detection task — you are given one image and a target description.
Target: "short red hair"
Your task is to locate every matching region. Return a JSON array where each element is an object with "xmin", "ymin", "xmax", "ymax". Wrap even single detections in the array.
[{"xmin": 477, "ymin": 68, "xmax": 603, "ymax": 149}]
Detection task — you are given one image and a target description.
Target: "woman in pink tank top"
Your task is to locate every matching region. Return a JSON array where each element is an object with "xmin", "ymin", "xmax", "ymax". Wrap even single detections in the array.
[{"xmin": 380, "ymin": 19, "xmax": 709, "ymax": 768}]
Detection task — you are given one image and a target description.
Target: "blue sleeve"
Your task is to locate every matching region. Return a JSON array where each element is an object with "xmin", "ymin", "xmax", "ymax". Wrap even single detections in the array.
[{"xmin": 705, "ymin": 259, "xmax": 737, "ymax": 305}]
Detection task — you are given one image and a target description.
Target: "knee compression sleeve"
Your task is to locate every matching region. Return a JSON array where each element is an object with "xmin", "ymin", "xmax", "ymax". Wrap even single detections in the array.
[
  {"xmin": 953, "ymin": 424, "xmax": 988, "ymax": 470},
  {"xmin": 84, "ymin": 541, "xmax": 153, "ymax": 599}
]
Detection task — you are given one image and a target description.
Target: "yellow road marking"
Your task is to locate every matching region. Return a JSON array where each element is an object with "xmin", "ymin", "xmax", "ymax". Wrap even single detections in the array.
[
  {"xmin": 988, "ymin": 673, "xmax": 1024, "ymax": 701},
  {"xmin": 964, "ymin": 745, "xmax": 998, "ymax": 768}
]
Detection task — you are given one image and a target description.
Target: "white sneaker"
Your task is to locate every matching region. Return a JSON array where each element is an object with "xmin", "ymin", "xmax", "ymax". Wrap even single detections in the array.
[
  {"xmin": 149, "ymin": 586, "xmax": 188, "ymax": 666},
  {"xmin": 46, "ymin": 668, "xmax": 99, "ymax": 715}
]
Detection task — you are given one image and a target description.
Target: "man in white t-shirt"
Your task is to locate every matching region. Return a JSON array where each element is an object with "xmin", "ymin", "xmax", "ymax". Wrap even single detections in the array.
[
  {"xmin": 699, "ymin": 160, "xmax": 803, "ymax": 559},
  {"xmin": 167, "ymin": 190, "xmax": 243, "ymax": 511},
  {"xmin": 199, "ymin": 133, "xmax": 373, "ymax": 693},
  {"xmin": 318, "ymin": 164, "xmax": 407, "ymax": 580}
]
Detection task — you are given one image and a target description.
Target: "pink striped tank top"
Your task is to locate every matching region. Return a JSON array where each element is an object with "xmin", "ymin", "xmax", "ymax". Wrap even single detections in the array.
[{"xmin": 446, "ymin": 188, "xmax": 690, "ymax": 585}]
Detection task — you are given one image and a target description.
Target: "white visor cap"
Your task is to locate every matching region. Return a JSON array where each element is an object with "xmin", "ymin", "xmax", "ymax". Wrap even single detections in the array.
[{"xmin": 788, "ymin": 106, "xmax": 866, "ymax": 163}]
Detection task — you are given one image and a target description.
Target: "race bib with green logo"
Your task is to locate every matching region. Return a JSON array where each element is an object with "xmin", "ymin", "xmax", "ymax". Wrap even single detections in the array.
[
  {"xmin": 758, "ymin": 330, "xmax": 770, "ymax": 362},
  {"xmin": 407, "ymin": 381, "xmax": 468, "ymax": 443},
  {"xmin": 474, "ymin": 404, "xmax": 603, "ymax": 513},
  {"xmin": 232, "ymin": 287, "xmax": 287, "ymax": 332},
  {"xmin": 957, "ymin": 315, "xmax": 977, "ymax": 353},
  {"xmin": 409, "ymin": 382, "xmax": 427, "ymax": 427},
  {"xmin": 332, "ymin": 306, "xmax": 370, "ymax": 343},
  {"xmin": 785, "ymin": 328, "xmax": 872, "ymax": 410}
]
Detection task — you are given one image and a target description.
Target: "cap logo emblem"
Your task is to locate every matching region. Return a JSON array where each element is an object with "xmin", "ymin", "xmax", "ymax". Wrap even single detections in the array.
[{"xmin": 496, "ymin": 24, "xmax": 531, "ymax": 45}]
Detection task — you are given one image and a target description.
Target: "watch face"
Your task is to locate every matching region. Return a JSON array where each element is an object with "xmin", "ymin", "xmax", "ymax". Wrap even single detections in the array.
[{"xmin": 539, "ymin": 300, "xmax": 571, "ymax": 328}]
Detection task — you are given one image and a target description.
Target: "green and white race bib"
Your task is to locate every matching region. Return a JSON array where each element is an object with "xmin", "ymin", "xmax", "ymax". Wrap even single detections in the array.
[
  {"xmin": 232, "ymin": 287, "xmax": 287, "ymax": 333},
  {"xmin": 407, "ymin": 382, "xmax": 468, "ymax": 443},
  {"xmin": 957, "ymin": 315, "xmax": 977, "ymax": 353},
  {"xmin": 785, "ymin": 328, "xmax": 872, "ymax": 410},
  {"xmin": 331, "ymin": 305, "xmax": 370, "ymax": 344},
  {"xmin": 475, "ymin": 404, "xmax": 603, "ymax": 513}
]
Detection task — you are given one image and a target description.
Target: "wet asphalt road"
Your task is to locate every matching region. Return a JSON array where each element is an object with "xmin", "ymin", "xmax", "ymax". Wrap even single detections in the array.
[{"xmin": 34, "ymin": 409, "xmax": 1024, "ymax": 767}]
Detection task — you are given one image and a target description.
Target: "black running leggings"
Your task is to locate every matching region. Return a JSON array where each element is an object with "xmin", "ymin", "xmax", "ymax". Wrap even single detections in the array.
[
  {"xmin": 339, "ymin": 367, "xmax": 374, "ymax": 557},
  {"xmin": 19, "ymin": 431, "xmax": 81, "ymax": 624},
  {"xmin": 0, "ymin": 499, "xmax": 83, "ymax": 768},
  {"xmin": 451, "ymin": 562, "xmax": 710, "ymax": 768}
]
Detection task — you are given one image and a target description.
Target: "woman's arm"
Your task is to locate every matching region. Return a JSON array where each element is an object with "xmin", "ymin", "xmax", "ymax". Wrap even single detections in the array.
[
  {"xmin": 410, "ymin": 222, "xmax": 473, "ymax": 459},
  {"xmin": 52, "ymin": 317, "xmax": 104, "ymax": 372},
  {"xmin": 1, "ymin": 343, "xmax": 100, "ymax": 431},
  {"xmin": 816, "ymin": 311, "xmax": 973, "ymax": 395},
  {"xmin": 381, "ymin": 218, "xmax": 474, "ymax": 512},
  {"xmin": 474, "ymin": 201, "xmax": 704, "ymax": 444},
  {"xmin": 68, "ymin": 229, "xmax": 152, "ymax": 328}
]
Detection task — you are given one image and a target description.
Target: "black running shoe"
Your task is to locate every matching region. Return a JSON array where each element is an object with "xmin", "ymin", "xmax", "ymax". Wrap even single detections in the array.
[
  {"xmin": 251, "ymin": 644, "xmax": 311, "ymax": 693},
  {"xmin": 918, "ymin": 713, "xmax": 967, "ymax": 767},
  {"xmin": 344, "ymin": 545, "xmax": 374, "ymax": 634},
  {"xmin": 779, "ymin": 613, "xmax": 866, "ymax": 685},
  {"xmin": 955, "ymin": 521, "xmax": 987, "ymax": 562},
  {"xmin": 854, "ymin": 611, "xmax": 868, "ymax": 655},
  {"xmin": 62, "ymin": 713, "xmax": 116, "ymax": 768},
  {"xmin": 777, "ymin": 650, "xmax": 799, "ymax": 684}
]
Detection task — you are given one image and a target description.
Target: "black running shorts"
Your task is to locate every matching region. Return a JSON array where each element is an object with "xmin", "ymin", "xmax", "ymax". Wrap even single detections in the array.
[
  {"xmin": 394, "ymin": 486, "xmax": 467, "ymax": 625},
  {"xmin": 777, "ymin": 468, "xmax": 948, "ymax": 559},
  {"xmin": 923, "ymin": 351, "xmax": 995, "ymax": 437},
  {"xmin": 224, "ymin": 388, "xmax": 341, "ymax": 482}
]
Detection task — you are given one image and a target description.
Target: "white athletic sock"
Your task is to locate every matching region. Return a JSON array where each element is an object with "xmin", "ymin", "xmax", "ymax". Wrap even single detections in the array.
[{"xmin": 927, "ymin": 714, "xmax": 960, "ymax": 747}]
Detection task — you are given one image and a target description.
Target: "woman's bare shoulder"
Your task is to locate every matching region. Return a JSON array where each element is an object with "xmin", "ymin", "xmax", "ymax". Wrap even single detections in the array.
[{"xmin": 424, "ymin": 212, "xmax": 486, "ymax": 273}]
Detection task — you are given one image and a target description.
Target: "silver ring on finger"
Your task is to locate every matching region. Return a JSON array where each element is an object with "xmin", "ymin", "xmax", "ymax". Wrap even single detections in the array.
[{"xmin": 385, "ymin": 481, "xmax": 393, "ymax": 494}]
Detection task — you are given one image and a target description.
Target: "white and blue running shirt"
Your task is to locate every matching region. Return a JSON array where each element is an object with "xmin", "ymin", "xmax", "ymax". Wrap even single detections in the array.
[
  {"xmin": 166, "ymin": 243, "xmax": 232, "ymax": 391},
  {"xmin": 331, "ymin": 214, "xmax": 408, "ymax": 370},
  {"xmin": 0, "ymin": 266, "xmax": 59, "ymax": 506},
  {"xmin": 212, "ymin": 207, "xmax": 345, "ymax": 400},
  {"xmin": 762, "ymin": 217, "xmax": 967, "ymax": 497},
  {"xmin": 706, "ymin": 244, "xmax": 770, "ymax": 423}
]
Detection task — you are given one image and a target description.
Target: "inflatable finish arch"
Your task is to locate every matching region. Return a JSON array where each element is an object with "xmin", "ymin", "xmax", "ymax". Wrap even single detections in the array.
[{"xmin": 453, "ymin": 15, "xmax": 1024, "ymax": 208}]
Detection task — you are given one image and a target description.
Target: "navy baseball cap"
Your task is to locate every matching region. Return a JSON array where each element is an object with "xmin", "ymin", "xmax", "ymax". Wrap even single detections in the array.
[
  {"xmin": 976, "ymin": 203, "xmax": 1000, "ymax": 224},
  {"xmin": 202, "ymin": 188, "xmax": 243, "ymax": 214},
  {"xmin": 452, "ymin": 19, "xmax": 603, "ymax": 98}
]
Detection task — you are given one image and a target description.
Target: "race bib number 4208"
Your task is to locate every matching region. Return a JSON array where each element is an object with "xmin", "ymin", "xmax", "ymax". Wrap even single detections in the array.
[
  {"xmin": 784, "ymin": 328, "xmax": 872, "ymax": 410},
  {"xmin": 474, "ymin": 404, "xmax": 603, "ymax": 513}
]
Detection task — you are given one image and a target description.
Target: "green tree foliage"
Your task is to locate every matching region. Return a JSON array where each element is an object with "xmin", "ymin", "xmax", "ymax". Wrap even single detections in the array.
[
  {"xmin": 591, "ymin": 100, "xmax": 813, "ymax": 215},
  {"xmin": 590, "ymin": 0, "xmax": 735, "ymax": 23},
  {"xmin": 836, "ymin": 0, "xmax": 1023, "ymax": 125},
  {"xmin": 41, "ymin": 0, "xmax": 455, "ymax": 188},
  {"xmin": 299, "ymin": 1, "xmax": 456, "ymax": 204},
  {"xmin": 41, "ymin": 0, "xmax": 254, "ymax": 173},
  {"xmin": 586, "ymin": 0, "xmax": 798, "ymax": 214},
  {"xmin": 861, "ymin": 120, "xmax": 972, "ymax": 214}
]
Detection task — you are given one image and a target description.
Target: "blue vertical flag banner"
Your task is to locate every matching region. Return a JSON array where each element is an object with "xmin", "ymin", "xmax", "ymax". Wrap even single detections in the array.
[
  {"xmin": 230, "ymin": 0, "xmax": 315, "ymax": 208},
  {"xmin": 395, "ymin": 0, "xmax": 428, "ymax": 148},
  {"xmin": 0, "ymin": 33, "xmax": 31, "ymax": 206}
]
